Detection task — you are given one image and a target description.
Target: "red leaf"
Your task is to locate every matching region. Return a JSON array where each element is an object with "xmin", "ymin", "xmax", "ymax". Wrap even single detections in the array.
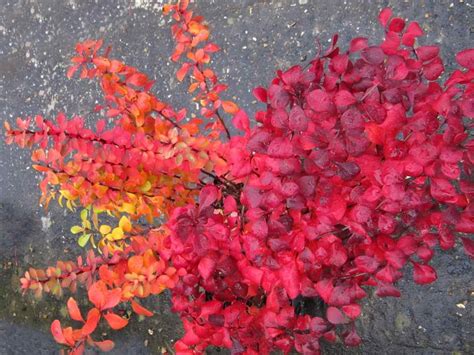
[
  {"xmin": 267, "ymin": 137, "xmax": 293, "ymax": 158},
  {"xmin": 461, "ymin": 237, "xmax": 474, "ymax": 259},
  {"xmin": 349, "ymin": 37, "xmax": 368, "ymax": 53},
  {"xmin": 334, "ymin": 90, "xmax": 356, "ymax": 107},
  {"xmin": 288, "ymin": 106, "xmax": 308, "ymax": 131},
  {"xmin": 51, "ymin": 320, "xmax": 66, "ymax": 345},
  {"xmin": 94, "ymin": 340, "xmax": 115, "ymax": 352},
  {"xmin": 67, "ymin": 297, "xmax": 84, "ymax": 322},
  {"xmin": 307, "ymin": 89, "xmax": 332, "ymax": 112},
  {"xmin": 396, "ymin": 235, "xmax": 418, "ymax": 255},
  {"xmin": 253, "ymin": 87, "xmax": 268, "ymax": 102},
  {"xmin": 375, "ymin": 283, "xmax": 401, "ymax": 298},
  {"xmin": 384, "ymin": 249, "xmax": 407, "ymax": 269},
  {"xmin": 361, "ymin": 46, "xmax": 385, "ymax": 65},
  {"xmin": 241, "ymin": 264, "xmax": 263, "ymax": 287},
  {"xmin": 223, "ymin": 195, "xmax": 237, "ymax": 214},
  {"xmin": 344, "ymin": 329, "xmax": 362, "ymax": 347},
  {"xmin": 456, "ymin": 48, "xmax": 474, "ymax": 70},
  {"xmin": 416, "ymin": 46, "xmax": 439, "ymax": 62},
  {"xmin": 405, "ymin": 21, "xmax": 423, "ymax": 37},
  {"xmin": 82, "ymin": 308, "xmax": 101, "ymax": 335},
  {"xmin": 280, "ymin": 261, "xmax": 300, "ymax": 299},
  {"xmin": 376, "ymin": 265, "xmax": 401, "ymax": 283},
  {"xmin": 326, "ymin": 306, "xmax": 348, "ymax": 325},
  {"xmin": 413, "ymin": 263, "xmax": 437, "ymax": 285},
  {"xmin": 342, "ymin": 304, "xmax": 361, "ymax": 319},
  {"xmin": 354, "ymin": 256, "xmax": 379, "ymax": 273},
  {"xmin": 423, "ymin": 57, "xmax": 444, "ymax": 80},
  {"xmin": 268, "ymin": 85, "xmax": 289, "ymax": 109},
  {"xmin": 378, "ymin": 8, "xmax": 393, "ymax": 27},
  {"xmin": 315, "ymin": 278, "xmax": 334, "ymax": 303},
  {"xmin": 388, "ymin": 17, "xmax": 405, "ymax": 33},
  {"xmin": 199, "ymin": 185, "xmax": 219, "ymax": 210},
  {"xmin": 131, "ymin": 299, "xmax": 154, "ymax": 317},
  {"xmin": 104, "ymin": 312, "xmax": 129, "ymax": 330},
  {"xmin": 198, "ymin": 257, "xmax": 216, "ymax": 280},
  {"xmin": 331, "ymin": 54, "xmax": 349, "ymax": 74},
  {"xmin": 232, "ymin": 109, "xmax": 250, "ymax": 134}
]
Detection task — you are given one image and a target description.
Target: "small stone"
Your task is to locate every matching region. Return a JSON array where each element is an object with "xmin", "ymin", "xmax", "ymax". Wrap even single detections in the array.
[
  {"xmin": 299, "ymin": 0, "xmax": 308, "ymax": 4},
  {"xmin": 148, "ymin": 328, "xmax": 154, "ymax": 335},
  {"xmin": 395, "ymin": 313, "xmax": 411, "ymax": 331},
  {"xmin": 456, "ymin": 303, "xmax": 466, "ymax": 309}
]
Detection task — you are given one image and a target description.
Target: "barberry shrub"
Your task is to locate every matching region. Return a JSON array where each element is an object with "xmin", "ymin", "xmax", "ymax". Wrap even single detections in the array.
[{"xmin": 4, "ymin": 1, "xmax": 473, "ymax": 354}]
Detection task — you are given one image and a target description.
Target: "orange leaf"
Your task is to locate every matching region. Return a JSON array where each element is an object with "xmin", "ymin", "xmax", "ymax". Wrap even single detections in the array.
[
  {"xmin": 128, "ymin": 255, "xmax": 143, "ymax": 274},
  {"xmin": 67, "ymin": 65, "xmax": 80, "ymax": 79},
  {"xmin": 127, "ymin": 73, "xmax": 148, "ymax": 87},
  {"xmin": 94, "ymin": 340, "xmax": 115, "ymax": 352},
  {"xmin": 104, "ymin": 312, "xmax": 129, "ymax": 330},
  {"xmin": 88, "ymin": 281, "xmax": 106, "ymax": 309},
  {"xmin": 222, "ymin": 101, "xmax": 239, "ymax": 114},
  {"xmin": 51, "ymin": 320, "xmax": 66, "ymax": 345},
  {"xmin": 32, "ymin": 164, "xmax": 50, "ymax": 172},
  {"xmin": 81, "ymin": 308, "xmax": 101, "ymax": 335},
  {"xmin": 67, "ymin": 297, "xmax": 84, "ymax": 322},
  {"xmin": 102, "ymin": 288, "xmax": 122, "ymax": 310},
  {"xmin": 176, "ymin": 63, "xmax": 191, "ymax": 81},
  {"xmin": 131, "ymin": 299, "xmax": 154, "ymax": 317}
]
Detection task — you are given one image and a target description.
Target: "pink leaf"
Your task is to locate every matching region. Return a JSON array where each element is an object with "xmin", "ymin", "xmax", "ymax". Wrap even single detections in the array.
[
  {"xmin": 232, "ymin": 109, "xmax": 250, "ymax": 134},
  {"xmin": 378, "ymin": 8, "xmax": 393, "ymax": 27},
  {"xmin": 326, "ymin": 306, "xmax": 348, "ymax": 325}
]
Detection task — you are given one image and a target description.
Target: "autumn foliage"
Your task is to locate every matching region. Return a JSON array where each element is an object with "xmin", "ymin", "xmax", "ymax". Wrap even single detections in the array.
[{"xmin": 4, "ymin": 1, "xmax": 474, "ymax": 354}]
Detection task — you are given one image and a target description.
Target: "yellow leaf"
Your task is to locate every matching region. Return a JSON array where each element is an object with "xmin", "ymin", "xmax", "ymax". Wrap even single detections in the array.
[
  {"xmin": 80, "ymin": 209, "xmax": 88, "ymax": 222},
  {"xmin": 70, "ymin": 226, "xmax": 83, "ymax": 234},
  {"xmin": 121, "ymin": 203, "xmax": 136, "ymax": 215},
  {"xmin": 140, "ymin": 181, "xmax": 152, "ymax": 193},
  {"xmin": 110, "ymin": 227, "xmax": 124, "ymax": 241},
  {"xmin": 119, "ymin": 216, "xmax": 132, "ymax": 233},
  {"xmin": 83, "ymin": 220, "xmax": 91, "ymax": 230},
  {"xmin": 99, "ymin": 225, "xmax": 112, "ymax": 235}
]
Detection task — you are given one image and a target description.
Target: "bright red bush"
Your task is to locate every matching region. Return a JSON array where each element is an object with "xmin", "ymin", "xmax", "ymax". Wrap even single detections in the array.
[{"xmin": 4, "ymin": 1, "xmax": 473, "ymax": 354}]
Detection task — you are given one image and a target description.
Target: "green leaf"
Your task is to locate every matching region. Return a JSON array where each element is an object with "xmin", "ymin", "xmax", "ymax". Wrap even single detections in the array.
[
  {"xmin": 70, "ymin": 225, "xmax": 83, "ymax": 234},
  {"xmin": 78, "ymin": 233, "xmax": 91, "ymax": 247}
]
